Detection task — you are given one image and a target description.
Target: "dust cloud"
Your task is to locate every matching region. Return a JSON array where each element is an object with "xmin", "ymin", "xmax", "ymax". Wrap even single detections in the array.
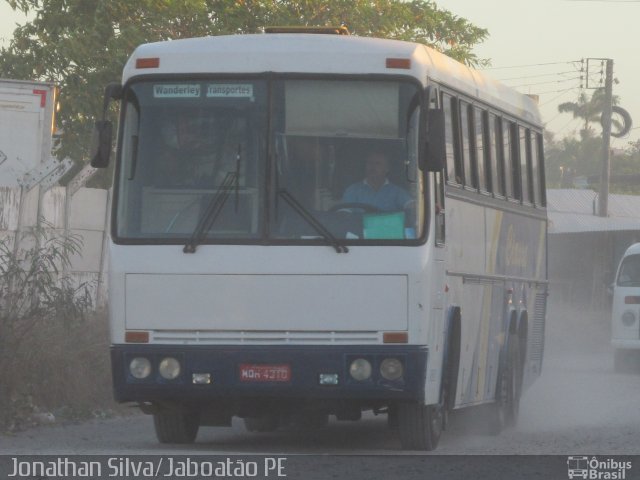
[
  {"xmin": 516, "ymin": 297, "xmax": 639, "ymax": 433},
  {"xmin": 437, "ymin": 295, "xmax": 640, "ymax": 454}
]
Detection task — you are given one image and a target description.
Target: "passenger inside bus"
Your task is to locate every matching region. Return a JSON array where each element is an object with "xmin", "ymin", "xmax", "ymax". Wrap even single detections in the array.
[
  {"xmin": 155, "ymin": 110, "xmax": 246, "ymax": 188},
  {"xmin": 155, "ymin": 111, "xmax": 212, "ymax": 187},
  {"xmin": 341, "ymin": 151, "xmax": 413, "ymax": 212}
]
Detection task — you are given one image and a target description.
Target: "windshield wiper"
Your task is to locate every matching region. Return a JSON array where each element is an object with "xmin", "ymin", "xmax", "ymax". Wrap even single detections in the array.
[
  {"xmin": 278, "ymin": 189, "xmax": 348, "ymax": 254},
  {"xmin": 234, "ymin": 143, "xmax": 241, "ymax": 212},
  {"xmin": 183, "ymin": 171, "xmax": 237, "ymax": 254}
]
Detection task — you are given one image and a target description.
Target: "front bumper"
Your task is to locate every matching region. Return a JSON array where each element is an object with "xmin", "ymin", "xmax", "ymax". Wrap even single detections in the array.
[{"xmin": 111, "ymin": 344, "xmax": 428, "ymax": 403}]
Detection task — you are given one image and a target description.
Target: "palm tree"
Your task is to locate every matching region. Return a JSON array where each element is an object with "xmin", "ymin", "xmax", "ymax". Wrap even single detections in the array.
[{"xmin": 558, "ymin": 89, "xmax": 620, "ymax": 133}]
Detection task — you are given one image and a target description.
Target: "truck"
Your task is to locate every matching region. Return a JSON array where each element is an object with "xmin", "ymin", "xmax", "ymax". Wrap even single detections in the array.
[{"xmin": 0, "ymin": 79, "xmax": 59, "ymax": 188}]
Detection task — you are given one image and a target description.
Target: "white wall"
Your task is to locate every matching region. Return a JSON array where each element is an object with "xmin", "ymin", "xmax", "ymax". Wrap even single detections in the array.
[{"xmin": 0, "ymin": 185, "xmax": 110, "ymax": 308}]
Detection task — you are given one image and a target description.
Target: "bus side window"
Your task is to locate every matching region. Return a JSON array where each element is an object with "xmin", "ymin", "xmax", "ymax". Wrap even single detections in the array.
[
  {"xmin": 460, "ymin": 101, "xmax": 476, "ymax": 189},
  {"xmin": 489, "ymin": 112, "xmax": 504, "ymax": 197},
  {"xmin": 501, "ymin": 119, "xmax": 514, "ymax": 199},
  {"xmin": 530, "ymin": 131, "xmax": 544, "ymax": 206},
  {"xmin": 510, "ymin": 123, "xmax": 521, "ymax": 200},
  {"xmin": 504, "ymin": 120, "xmax": 521, "ymax": 201},
  {"xmin": 442, "ymin": 93, "xmax": 461, "ymax": 185},
  {"xmin": 537, "ymin": 132, "xmax": 547, "ymax": 206},
  {"xmin": 476, "ymin": 107, "xmax": 488, "ymax": 193},
  {"xmin": 519, "ymin": 126, "xmax": 532, "ymax": 204}
]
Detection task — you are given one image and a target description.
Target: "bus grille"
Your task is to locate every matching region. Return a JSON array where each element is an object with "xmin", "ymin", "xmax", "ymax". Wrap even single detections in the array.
[{"xmin": 150, "ymin": 330, "xmax": 382, "ymax": 345}]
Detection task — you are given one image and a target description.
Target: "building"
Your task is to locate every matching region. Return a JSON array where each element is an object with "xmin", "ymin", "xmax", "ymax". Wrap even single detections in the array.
[{"xmin": 547, "ymin": 189, "xmax": 640, "ymax": 308}]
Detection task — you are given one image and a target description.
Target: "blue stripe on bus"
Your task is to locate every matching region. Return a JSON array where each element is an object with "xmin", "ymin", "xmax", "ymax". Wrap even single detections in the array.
[{"xmin": 111, "ymin": 345, "xmax": 428, "ymax": 403}]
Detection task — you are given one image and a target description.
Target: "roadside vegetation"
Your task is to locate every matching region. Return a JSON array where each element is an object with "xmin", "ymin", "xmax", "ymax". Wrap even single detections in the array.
[{"xmin": 0, "ymin": 225, "xmax": 117, "ymax": 432}]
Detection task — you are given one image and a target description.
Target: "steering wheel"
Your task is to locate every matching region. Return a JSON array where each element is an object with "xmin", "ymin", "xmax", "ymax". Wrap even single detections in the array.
[{"xmin": 328, "ymin": 202, "xmax": 382, "ymax": 213}]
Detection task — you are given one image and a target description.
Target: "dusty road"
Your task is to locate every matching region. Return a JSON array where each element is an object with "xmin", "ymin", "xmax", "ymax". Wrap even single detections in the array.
[{"xmin": 2, "ymin": 301, "xmax": 640, "ymax": 456}]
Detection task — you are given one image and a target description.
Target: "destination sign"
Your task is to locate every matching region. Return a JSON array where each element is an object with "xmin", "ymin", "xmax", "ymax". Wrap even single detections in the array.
[{"xmin": 153, "ymin": 84, "xmax": 201, "ymax": 98}]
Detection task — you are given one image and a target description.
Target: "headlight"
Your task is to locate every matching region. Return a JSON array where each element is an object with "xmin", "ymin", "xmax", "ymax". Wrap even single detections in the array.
[
  {"xmin": 349, "ymin": 358, "xmax": 372, "ymax": 381},
  {"xmin": 159, "ymin": 357, "xmax": 181, "ymax": 380},
  {"xmin": 129, "ymin": 357, "xmax": 152, "ymax": 379},
  {"xmin": 622, "ymin": 310, "xmax": 636, "ymax": 327},
  {"xmin": 380, "ymin": 358, "xmax": 404, "ymax": 381}
]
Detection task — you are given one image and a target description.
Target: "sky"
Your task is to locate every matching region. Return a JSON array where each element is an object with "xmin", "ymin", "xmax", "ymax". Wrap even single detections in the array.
[
  {"xmin": 436, "ymin": 0, "xmax": 640, "ymax": 147},
  {"xmin": 1, "ymin": 0, "xmax": 639, "ymax": 147}
]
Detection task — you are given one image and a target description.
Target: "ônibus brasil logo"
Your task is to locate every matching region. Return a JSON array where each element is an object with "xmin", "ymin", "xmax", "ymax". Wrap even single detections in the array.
[{"xmin": 567, "ymin": 456, "xmax": 632, "ymax": 479}]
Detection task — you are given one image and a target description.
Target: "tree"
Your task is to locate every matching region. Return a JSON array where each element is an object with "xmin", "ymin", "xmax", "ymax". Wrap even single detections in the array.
[
  {"xmin": 544, "ymin": 129, "xmax": 603, "ymax": 188},
  {"xmin": 544, "ymin": 128, "xmax": 640, "ymax": 195},
  {"xmin": 0, "ymin": 0, "xmax": 488, "ymax": 187},
  {"xmin": 557, "ymin": 88, "xmax": 620, "ymax": 135}
]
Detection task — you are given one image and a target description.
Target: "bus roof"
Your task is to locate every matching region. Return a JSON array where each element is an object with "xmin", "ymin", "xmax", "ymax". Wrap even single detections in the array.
[{"xmin": 124, "ymin": 33, "xmax": 541, "ymax": 125}]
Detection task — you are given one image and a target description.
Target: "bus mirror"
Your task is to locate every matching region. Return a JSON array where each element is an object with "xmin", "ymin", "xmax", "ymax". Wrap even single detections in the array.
[
  {"xmin": 104, "ymin": 83, "xmax": 123, "ymax": 102},
  {"xmin": 90, "ymin": 83, "xmax": 121, "ymax": 168},
  {"xmin": 90, "ymin": 120, "xmax": 113, "ymax": 168},
  {"xmin": 422, "ymin": 108, "xmax": 446, "ymax": 172}
]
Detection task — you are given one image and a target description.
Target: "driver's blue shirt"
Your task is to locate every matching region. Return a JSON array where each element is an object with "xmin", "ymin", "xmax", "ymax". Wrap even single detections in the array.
[{"xmin": 342, "ymin": 179, "xmax": 412, "ymax": 211}]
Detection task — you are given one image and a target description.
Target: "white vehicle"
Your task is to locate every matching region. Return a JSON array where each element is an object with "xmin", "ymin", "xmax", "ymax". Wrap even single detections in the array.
[
  {"xmin": 612, "ymin": 242, "xmax": 640, "ymax": 372},
  {"xmin": 0, "ymin": 79, "xmax": 58, "ymax": 187},
  {"xmin": 92, "ymin": 27, "xmax": 547, "ymax": 450}
]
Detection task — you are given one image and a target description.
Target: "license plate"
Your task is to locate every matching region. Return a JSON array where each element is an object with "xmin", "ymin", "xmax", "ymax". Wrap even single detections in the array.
[{"xmin": 239, "ymin": 364, "xmax": 291, "ymax": 382}]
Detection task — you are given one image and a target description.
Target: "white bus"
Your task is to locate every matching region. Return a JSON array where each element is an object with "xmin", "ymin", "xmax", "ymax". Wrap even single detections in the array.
[{"xmin": 92, "ymin": 27, "xmax": 547, "ymax": 451}]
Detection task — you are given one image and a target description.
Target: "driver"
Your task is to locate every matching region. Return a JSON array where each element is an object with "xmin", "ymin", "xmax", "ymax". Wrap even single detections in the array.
[
  {"xmin": 341, "ymin": 151, "xmax": 412, "ymax": 211},
  {"xmin": 155, "ymin": 110, "xmax": 208, "ymax": 186}
]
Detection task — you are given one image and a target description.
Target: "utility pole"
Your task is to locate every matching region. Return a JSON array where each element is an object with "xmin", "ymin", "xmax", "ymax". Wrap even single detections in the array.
[{"xmin": 598, "ymin": 58, "xmax": 614, "ymax": 217}]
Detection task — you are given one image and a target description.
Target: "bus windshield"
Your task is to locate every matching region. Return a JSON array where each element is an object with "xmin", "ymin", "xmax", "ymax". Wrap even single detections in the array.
[
  {"xmin": 114, "ymin": 78, "xmax": 424, "ymax": 244},
  {"xmin": 618, "ymin": 254, "xmax": 640, "ymax": 286}
]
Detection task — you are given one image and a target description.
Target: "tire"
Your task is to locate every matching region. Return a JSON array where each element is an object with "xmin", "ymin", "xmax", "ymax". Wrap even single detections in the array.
[
  {"xmin": 397, "ymin": 402, "xmax": 443, "ymax": 451},
  {"xmin": 244, "ymin": 415, "xmax": 279, "ymax": 433},
  {"xmin": 444, "ymin": 312, "xmax": 461, "ymax": 412},
  {"xmin": 488, "ymin": 333, "xmax": 521, "ymax": 435},
  {"xmin": 603, "ymin": 106, "xmax": 632, "ymax": 138},
  {"xmin": 153, "ymin": 411, "xmax": 200, "ymax": 444},
  {"xmin": 387, "ymin": 405, "xmax": 398, "ymax": 429}
]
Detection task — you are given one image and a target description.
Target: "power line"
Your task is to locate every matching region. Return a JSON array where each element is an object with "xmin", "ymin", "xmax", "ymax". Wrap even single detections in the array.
[
  {"xmin": 479, "ymin": 60, "xmax": 582, "ymax": 70},
  {"xmin": 540, "ymin": 87, "xmax": 581, "ymax": 107},
  {"xmin": 556, "ymin": 115, "xmax": 583, "ymax": 136},
  {"xmin": 492, "ymin": 58, "xmax": 607, "ymax": 93},
  {"xmin": 545, "ymin": 111, "xmax": 567, "ymax": 124},
  {"xmin": 496, "ymin": 70, "xmax": 578, "ymax": 81},
  {"xmin": 527, "ymin": 86, "xmax": 583, "ymax": 96},
  {"xmin": 506, "ymin": 76, "xmax": 583, "ymax": 89}
]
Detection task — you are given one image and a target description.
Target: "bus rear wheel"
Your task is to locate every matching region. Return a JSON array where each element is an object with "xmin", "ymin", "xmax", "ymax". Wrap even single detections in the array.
[
  {"xmin": 397, "ymin": 403, "xmax": 442, "ymax": 451},
  {"xmin": 488, "ymin": 333, "xmax": 521, "ymax": 434},
  {"xmin": 153, "ymin": 411, "xmax": 200, "ymax": 444}
]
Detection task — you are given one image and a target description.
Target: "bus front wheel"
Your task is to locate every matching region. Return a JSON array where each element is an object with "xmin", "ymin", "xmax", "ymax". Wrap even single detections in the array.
[
  {"xmin": 397, "ymin": 402, "xmax": 442, "ymax": 451},
  {"xmin": 153, "ymin": 410, "xmax": 200, "ymax": 444}
]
